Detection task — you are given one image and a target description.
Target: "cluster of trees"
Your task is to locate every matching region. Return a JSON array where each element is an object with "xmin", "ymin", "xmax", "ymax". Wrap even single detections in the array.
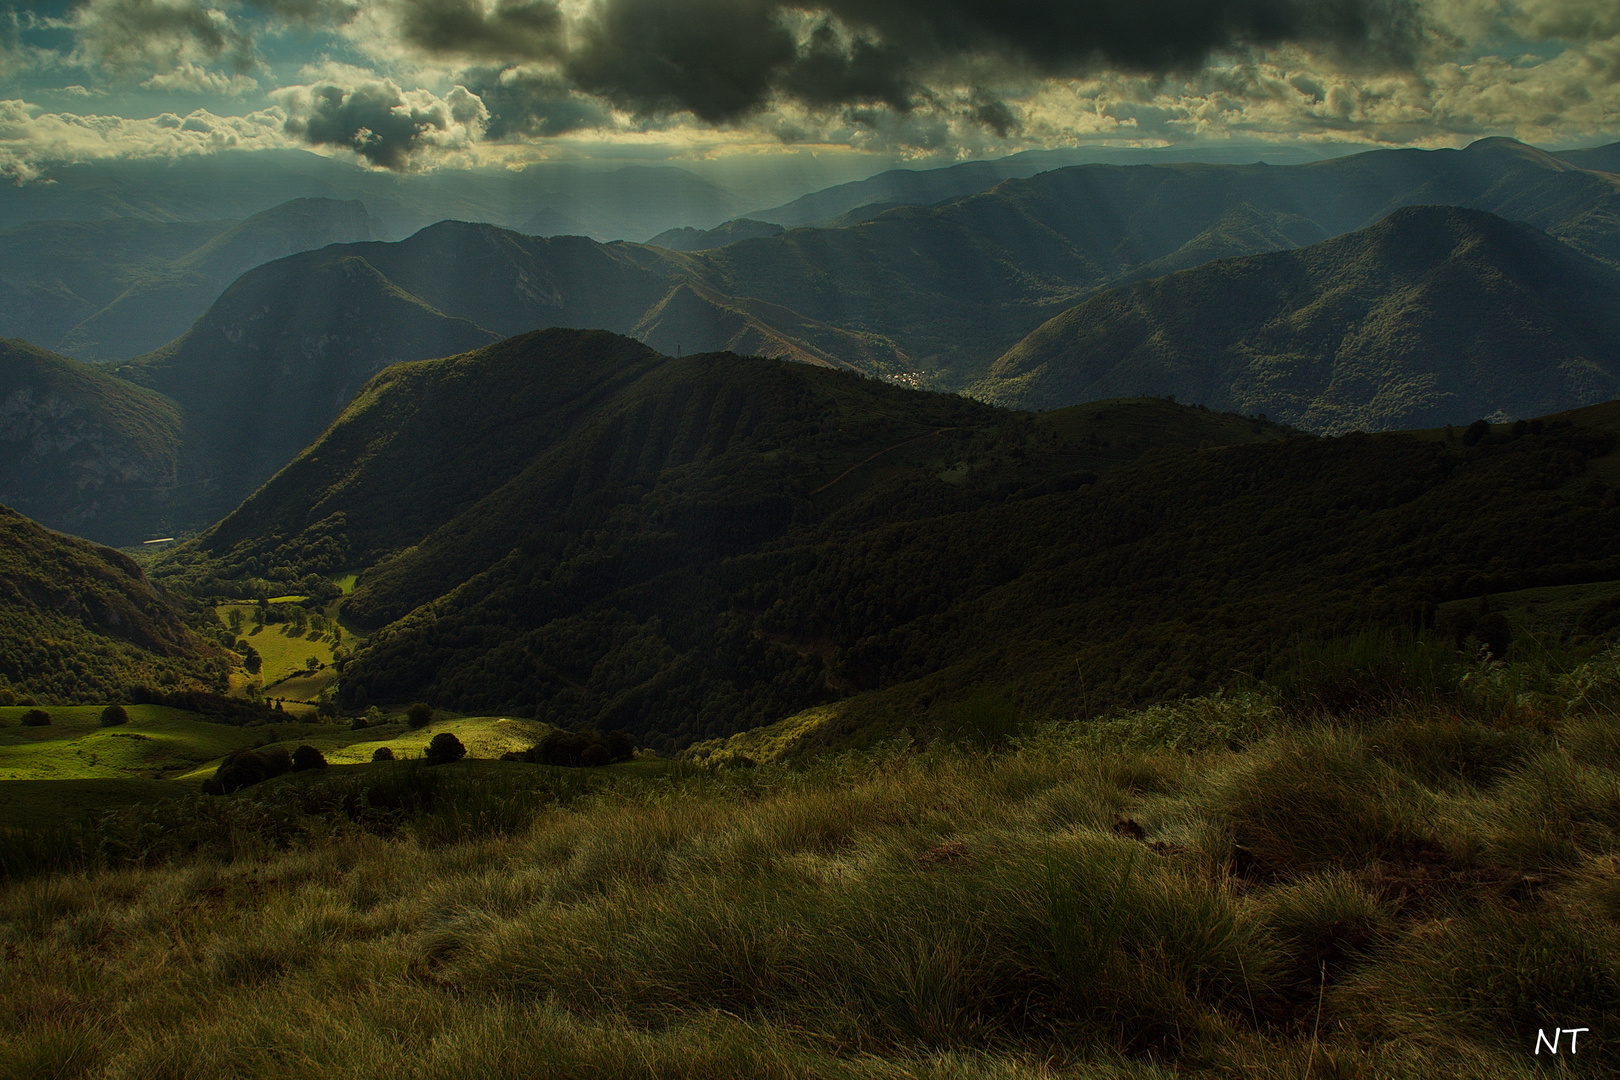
[
  {"xmin": 201, "ymin": 743, "xmax": 327, "ymax": 794},
  {"xmin": 506, "ymin": 728, "xmax": 634, "ymax": 767}
]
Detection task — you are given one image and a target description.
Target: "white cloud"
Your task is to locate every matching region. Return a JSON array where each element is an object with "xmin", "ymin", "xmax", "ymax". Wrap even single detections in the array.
[
  {"xmin": 0, "ymin": 98, "xmax": 293, "ymax": 182},
  {"xmin": 141, "ymin": 61, "xmax": 261, "ymax": 95}
]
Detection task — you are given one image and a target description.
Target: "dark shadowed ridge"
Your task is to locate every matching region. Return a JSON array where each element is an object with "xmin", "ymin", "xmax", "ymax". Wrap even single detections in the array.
[
  {"xmin": 0, "ymin": 339, "xmax": 193, "ymax": 546},
  {"xmin": 0, "ymin": 504, "xmax": 223, "ymax": 702}
]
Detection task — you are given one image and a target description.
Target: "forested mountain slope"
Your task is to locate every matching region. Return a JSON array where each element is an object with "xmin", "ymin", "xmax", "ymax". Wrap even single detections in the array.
[
  {"xmin": 154, "ymin": 330, "xmax": 1620, "ymax": 754},
  {"xmin": 974, "ymin": 206, "xmax": 1620, "ymax": 431},
  {"xmin": 0, "ymin": 505, "xmax": 225, "ymax": 702},
  {"xmin": 0, "ymin": 339, "xmax": 193, "ymax": 543}
]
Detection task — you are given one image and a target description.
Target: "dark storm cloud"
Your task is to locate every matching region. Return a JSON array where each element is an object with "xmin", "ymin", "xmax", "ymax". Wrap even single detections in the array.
[
  {"xmin": 279, "ymin": 79, "xmax": 486, "ymax": 168},
  {"xmin": 469, "ymin": 69, "xmax": 612, "ymax": 137},
  {"xmin": 563, "ymin": 0, "xmax": 799, "ymax": 122},
  {"xmin": 68, "ymin": 0, "xmax": 259, "ymax": 73},
  {"xmin": 398, "ymin": 0, "xmax": 1424, "ymax": 128},
  {"xmin": 396, "ymin": 0, "xmax": 563, "ymax": 60}
]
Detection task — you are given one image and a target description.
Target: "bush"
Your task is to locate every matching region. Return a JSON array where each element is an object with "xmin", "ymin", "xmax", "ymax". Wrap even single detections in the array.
[
  {"xmin": 350, "ymin": 714, "xmax": 368, "ymax": 730},
  {"xmin": 371, "ymin": 746, "xmax": 395, "ymax": 762},
  {"xmin": 406, "ymin": 702, "xmax": 432, "ymax": 729},
  {"xmin": 291, "ymin": 745, "xmax": 327, "ymax": 771},
  {"xmin": 530, "ymin": 728, "xmax": 635, "ymax": 767},
  {"xmin": 425, "ymin": 732, "xmax": 466, "ymax": 766},
  {"xmin": 209, "ymin": 746, "xmax": 294, "ymax": 794},
  {"xmin": 20, "ymin": 709, "xmax": 49, "ymax": 726},
  {"xmin": 99, "ymin": 704, "xmax": 129, "ymax": 727}
]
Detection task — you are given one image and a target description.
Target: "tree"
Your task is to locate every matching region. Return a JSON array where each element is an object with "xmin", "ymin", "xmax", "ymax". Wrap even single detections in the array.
[
  {"xmin": 406, "ymin": 702, "xmax": 432, "ymax": 729},
  {"xmin": 21, "ymin": 708, "xmax": 50, "ymax": 726},
  {"xmin": 425, "ymin": 732, "xmax": 466, "ymax": 765},
  {"xmin": 99, "ymin": 704, "xmax": 129, "ymax": 727},
  {"xmin": 291, "ymin": 744, "xmax": 327, "ymax": 771}
]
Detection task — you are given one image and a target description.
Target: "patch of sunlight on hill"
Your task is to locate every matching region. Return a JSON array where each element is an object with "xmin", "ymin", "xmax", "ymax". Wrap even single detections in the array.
[
  {"xmin": 174, "ymin": 715, "xmax": 555, "ymax": 780},
  {"xmin": 687, "ymin": 703, "xmax": 849, "ymax": 765},
  {"xmin": 0, "ymin": 705, "xmax": 272, "ymax": 780}
]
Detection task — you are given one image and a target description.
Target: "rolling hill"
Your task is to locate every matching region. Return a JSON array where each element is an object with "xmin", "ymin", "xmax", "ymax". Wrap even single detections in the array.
[
  {"xmin": 0, "ymin": 504, "xmax": 226, "ymax": 703},
  {"xmin": 152, "ymin": 328, "xmax": 1620, "ymax": 755},
  {"xmin": 972, "ymin": 205, "xmax": 1620, "ymax": 432}
]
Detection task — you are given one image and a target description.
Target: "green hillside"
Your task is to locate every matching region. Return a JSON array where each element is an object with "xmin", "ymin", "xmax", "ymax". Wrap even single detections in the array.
[
  {"xmin": 0, "ymin": 504, "xmax": 226, "ymax": 703},
  {"xmin": 974, "ymin": 206, "xmax": 1620, "ymax": 432},
  {"xmin": 0, "ymin": 338, "xmax": 192, "ymax": 544},
  {"xmin": 321, "ymin": 395, "xmax": 1620, "ymax": 754},
  {"xmin": 151, "ymin": 329, "xmax": 1620, "ymax": 757}
]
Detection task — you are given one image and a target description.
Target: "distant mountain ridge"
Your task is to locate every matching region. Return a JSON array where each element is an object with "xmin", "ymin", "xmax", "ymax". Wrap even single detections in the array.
[
  {"xmin": 0, "ymin": 198, "xmax": 380, "ymax": 361},
  {"xmin": 973, "ymin": 205, "xmax": 1620, "ymax": 431}
]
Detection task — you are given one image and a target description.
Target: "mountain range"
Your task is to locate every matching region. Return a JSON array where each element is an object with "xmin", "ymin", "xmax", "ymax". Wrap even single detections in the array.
[
  {"xmin": 0, "ymin": 198, "xmax": 380, "ymax": 362},
  {"xmin": 972, "ymin": 205, "xmax": 1620, "ymax": 432},
  {"xmin": 5, "ymin": 136, "xmax": 1620, "ymax": 546},
  {"xmin": 148, "ymin": 327, "xmax": 1620, "ymax": 753}
]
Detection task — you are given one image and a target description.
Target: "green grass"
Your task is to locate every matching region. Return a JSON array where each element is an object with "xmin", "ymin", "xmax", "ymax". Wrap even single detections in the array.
[
  {"xmin": 0, "ymin": 705, "xmax": 273, "ymax": 781},
  {"xmin": 218, "ymin": 603, "xmax": 341, "ymax": 705},
  {"xmin": 170, "ymin": 714, "xmax": 558, "ymax": 780},
  {"xmin": 6, "ymin": 645, "xmax": 1620, "ymax": 1076}
]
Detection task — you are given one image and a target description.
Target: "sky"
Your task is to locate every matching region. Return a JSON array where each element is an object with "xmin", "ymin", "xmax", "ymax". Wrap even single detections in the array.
[{"xmin": 0, "ymin": 0, "xmax": 1617, "ymax": 183}]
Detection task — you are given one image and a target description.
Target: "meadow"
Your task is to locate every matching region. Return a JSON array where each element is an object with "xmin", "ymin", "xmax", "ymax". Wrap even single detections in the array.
[{"xmin": 3, "ymin": 635, "xmax": 1618, "ymax": 1078}]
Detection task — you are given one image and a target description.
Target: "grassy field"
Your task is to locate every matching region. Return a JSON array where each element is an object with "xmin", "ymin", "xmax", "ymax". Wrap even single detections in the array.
[
  {"xmin": 0, "ymin": 705, "xmax": 282, "ymax": 781},
  {"xmin": 216, "ymin": 602, "xmax": 346, "ymax": 710},
  {"xmin": 4, "ymin": 639, "xmax": 1619, "ymax": 1078}
]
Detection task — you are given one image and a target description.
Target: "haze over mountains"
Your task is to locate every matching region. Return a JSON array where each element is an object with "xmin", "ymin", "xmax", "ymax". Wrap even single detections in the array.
[
  {"xmin": 0, "ymin": 198, "xmax": 380, "ymax": 362},
  {"xmin": 4, "ymin": 136, "xmax": 1620, "ymax": 547}
]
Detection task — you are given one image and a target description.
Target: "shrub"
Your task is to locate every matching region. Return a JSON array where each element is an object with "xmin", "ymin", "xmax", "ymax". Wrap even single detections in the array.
[
  {"xmin": 1267, "ymin": 630, "xmax": 1461, "ymax": 719},
  {"xmin": 406, "ymin": 702, "xmax": 432, "ymax": 729},
  {"xmin": 99, "ymin": 704, "xmax": 129, "ymax": 727},
  {"xmin": 425, "ymin": 732, "xmax": 466, "ymax": 766},
  {"xmin": 942, "ymin": 688, "xmax": 1023, "ymax": 748},
  {"xmin": 291, "ymin": 745, "xmax": 327, "ymax": 771},
  {"xmin": 371, "ymin": 746, "xmax": 395, "ymax": 762},
  {"xmin": 210, "ymin": 746, "xmax": 294, "ymax": 794},
  {"xmin": 20, "ymin": 709, "xmax": 49, "ymax": 726},
  {"xmin": 350, "ymin": 714, "xmax": 369, "ymax": 730}
]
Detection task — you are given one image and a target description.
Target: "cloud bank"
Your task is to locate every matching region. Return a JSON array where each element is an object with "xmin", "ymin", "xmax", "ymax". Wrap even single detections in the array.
[{"xmin": 0, "ymin": 0, "xmax": 1615, "ymax": 175}]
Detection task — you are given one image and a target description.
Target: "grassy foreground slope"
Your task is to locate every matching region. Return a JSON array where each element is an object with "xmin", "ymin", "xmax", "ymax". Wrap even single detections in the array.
[
  {"xmin": 4, "ymin": 643, "xmax": 1620, "ymax": 1077},
  {"xmin": 0, "ymin": 505, "xmax": 225, "ymax": 702},
  {"xmin": 975, "ymin": 205, "xmax": 1620, "ymax": 431}
]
